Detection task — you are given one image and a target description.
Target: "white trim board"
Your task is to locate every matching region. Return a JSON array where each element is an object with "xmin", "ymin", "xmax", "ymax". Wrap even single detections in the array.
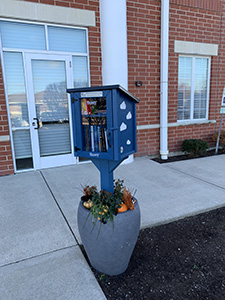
[
  {"xmin": 0, "ymin": 0, "xmax": 95, "ymax": 27},
  {"xmin": 0, "ymin": 135, "xmax": 10, "ymax": 142},
  {"xmin": 137, "ymin": 120, "xmax": 216, "ymax": 130},
  {"xmin": 174, "ymin": 41, "xmax": 218, "ymax": 56}
]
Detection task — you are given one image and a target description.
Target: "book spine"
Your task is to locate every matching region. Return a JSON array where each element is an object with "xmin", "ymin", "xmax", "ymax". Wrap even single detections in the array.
[
  {"xmin": 82, "ymin": 125, "xmax": 86, "ymax": 150},
  {"xmin": 100, "ymin": 127, "xmax": 105, "ymax": 152},
  {"xmin": 86, "ymin": 125, "xmax": 89, "ymax": 151},
  {"xmin": 98, "ymin": 126, "xmax": 101, "ymax": 152},
  {"xmin": 90, "ymin": 125, "xmax": 94, "ymax": 152},
  {"xmin": 104, "ymin": 128, "xmax": 108, "ymax": 151},
  {"xmin": 81, "ymin": 99, "xmax": 88, "ymax": 115},
  {"xmin": 94, "ymin": 126, "xmax": 99, "ymax": 152}
]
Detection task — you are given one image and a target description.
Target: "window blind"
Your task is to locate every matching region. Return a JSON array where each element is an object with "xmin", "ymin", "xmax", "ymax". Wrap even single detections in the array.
[
  {"xmin": 177, "ymin": 57, "xmax": 192, "ymax": 120},
  {"xmin": 177, "ymin": 56, "xmax": 209, "ymax": 121},
  {"xmin": 3, "ymin": 52, "xmax": 29, "ymax": 127},
  {"xmin": 0, "ymin": 21, "xmax": 46, "ymax": 50},
  {"xmin": 194, "ymin": 58, "xmax": 208, "ymax": 119},
  {"xmin": 31, "ymin": 59, "xmax": 71, "ymax": 156},
  {"xmin": 48, "ymin": 26, "xmax": 87, "ymax": 53},
  {"xmin": 12, "ymin": 130, "xmax": 32, "ymax": 159},
  {"xmin": 38, "ymin": 124, "xmax": 71, "ymax": 156},
  {"xmin": 72, "ymin": 56, "xmax": 89, "ymax": 87}
]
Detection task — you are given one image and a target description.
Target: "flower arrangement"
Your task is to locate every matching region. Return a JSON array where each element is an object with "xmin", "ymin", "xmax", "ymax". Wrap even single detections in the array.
[{"xmin": 81, "ymin": 179, "xmax": 136, "ymax": 225}]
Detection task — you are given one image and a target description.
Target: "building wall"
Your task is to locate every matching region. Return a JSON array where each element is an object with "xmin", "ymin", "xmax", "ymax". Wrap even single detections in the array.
[
  {"xmin": 127, "ymin": 0, "xmax": 224, "ymax": 156},
  {"xmin": 127, "ymin": 0, "xmax": 161, "ymax": 156},
  {"xmin": 0, "ymin": 0, "xmax": 102, "ymax": 175},
  {"xmin": 1, "ymin": 0, "xmax": 225, "ymax": 174},
  {"xmin": 168, "ymin": 0, "xmax": 222, "ymax": 153}
]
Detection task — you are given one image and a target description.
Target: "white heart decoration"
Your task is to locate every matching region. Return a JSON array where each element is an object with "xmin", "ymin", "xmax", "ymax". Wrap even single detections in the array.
[
  {"xmin": 120, "ymin": 101, "xmax": 126, "ymax": 110},
  {"xmin": 126, "ymin": 112, "xmax": 132, "ymax": 119},
  {"xmin": 120, "ymin": 122, "xmax": 127, "ymax": 131}
]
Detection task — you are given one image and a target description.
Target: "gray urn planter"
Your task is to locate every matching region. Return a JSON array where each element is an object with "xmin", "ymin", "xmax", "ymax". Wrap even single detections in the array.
[{"xmin": 78, "ymin": 200, "xmax": 141, "ymax": 276}]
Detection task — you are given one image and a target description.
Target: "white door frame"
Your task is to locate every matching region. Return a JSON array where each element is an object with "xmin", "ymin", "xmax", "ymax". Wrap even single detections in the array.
[{"xmin": 24, "ymin": 53, "xmax": 76, "ymax": 169}]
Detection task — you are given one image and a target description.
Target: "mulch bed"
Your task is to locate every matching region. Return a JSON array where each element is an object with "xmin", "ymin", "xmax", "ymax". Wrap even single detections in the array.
[
  {"xmin": 84, "ymin": 206, "xmax": 225, "ymax": 300},
  {"xmin": 152, "ymin": 149, "xmax": 225, "ymax": 164}
]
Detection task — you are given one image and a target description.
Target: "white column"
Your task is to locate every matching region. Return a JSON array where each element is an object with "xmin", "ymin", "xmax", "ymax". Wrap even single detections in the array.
[
  {"xmin": 100, "ymin": 0, "xmax": 133, "ymax": 163},
  {"xmin": 160, "ymin": 0, "xmax": 169, "ymax": 160},
  {"xmin": 100, "ymin": 0, "xmax": 128, "ymax": 89}
]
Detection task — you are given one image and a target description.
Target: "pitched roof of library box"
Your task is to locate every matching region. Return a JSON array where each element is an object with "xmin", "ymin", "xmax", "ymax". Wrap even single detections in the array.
[{"xmin": 67, "ymin": 85, "xmax": 140, "ymax": 103}]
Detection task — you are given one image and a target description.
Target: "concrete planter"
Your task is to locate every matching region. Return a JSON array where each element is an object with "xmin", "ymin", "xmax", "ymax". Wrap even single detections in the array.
[{"xmin": 78, "ymin": 200, "xmax": 141, "ymax": 276}]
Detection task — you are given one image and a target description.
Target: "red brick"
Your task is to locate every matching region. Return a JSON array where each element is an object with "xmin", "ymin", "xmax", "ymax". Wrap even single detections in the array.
[{"xmin": 40, "ymin": 0, "xmax": 54, "ymax": 4}]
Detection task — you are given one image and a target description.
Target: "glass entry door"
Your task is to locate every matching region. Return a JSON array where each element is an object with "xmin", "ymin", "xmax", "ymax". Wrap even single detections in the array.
[{"xmin": 25, "ymin": 54, "xmax": 75, "ymax": 169}]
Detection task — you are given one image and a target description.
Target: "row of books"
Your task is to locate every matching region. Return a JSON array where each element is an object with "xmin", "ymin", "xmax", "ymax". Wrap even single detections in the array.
[{"xmin": 82, "ymin": 124, "xmax": 108, "ymax": 152}]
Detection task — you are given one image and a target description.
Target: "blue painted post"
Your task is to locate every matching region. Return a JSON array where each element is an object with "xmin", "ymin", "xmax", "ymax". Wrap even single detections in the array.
[
  {"xmin": 99, "ymin": 161, "xmax": 114, "ymax": 193},
  {"xmin": 91, "ymin": 158, "xmax": 126, "ymax": 194}
]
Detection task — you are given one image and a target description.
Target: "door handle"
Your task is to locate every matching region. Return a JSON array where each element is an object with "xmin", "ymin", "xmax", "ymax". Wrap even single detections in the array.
[{"xmin": 32, "ymin": 118, "xmax": 40, "ymax": 129}]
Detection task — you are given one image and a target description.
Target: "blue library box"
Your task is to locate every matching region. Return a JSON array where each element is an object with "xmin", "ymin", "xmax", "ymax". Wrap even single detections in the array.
[{"xmin": 67, "ymin": 85, "xmax": 140, "ymax": 162}]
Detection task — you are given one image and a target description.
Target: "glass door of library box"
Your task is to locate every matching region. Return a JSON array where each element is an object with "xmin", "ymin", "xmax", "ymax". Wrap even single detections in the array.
[{"xmin": 72, "ymin": 90, "xmax": 114, "ymax": 160}]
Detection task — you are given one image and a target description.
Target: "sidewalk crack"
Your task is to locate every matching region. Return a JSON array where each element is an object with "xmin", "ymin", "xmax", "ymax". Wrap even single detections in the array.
[
  {"xmin": 39, "ymin": 171, "xmax": 79, "ymax": 245},
  {"xmin": 0, "ymin": 245, "xmax": 78, "ymax": 269}
]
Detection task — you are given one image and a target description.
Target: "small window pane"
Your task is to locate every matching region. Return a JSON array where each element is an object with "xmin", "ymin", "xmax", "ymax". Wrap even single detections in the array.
[
  {"xmin": 72, "ymin": 56, "xmax": 89, "ymax": 87},
  {"xmin": 193, "ymin": 58, "xmax": 208, "ymax": 119},
  {"xmin": 48, "ymin": 26, "xmax": 87, "ymax": 53},
  {"xmin": 12, "ymin": 130, "xmax": 33, "ymax": 170},
  {"xmin": 0, "ymin": 21, "xmax": 46, "ymax": 50},
  {"xmin": 3, "ymin": 52, "xmax": 29, "ymax": 127},
  {"xmin": 177, "ymin": 57, "xmax": 192, "ymax": 121},
  {"xmin": 12, "ymin": 130, "xmax": 32, "ymax": 158}
]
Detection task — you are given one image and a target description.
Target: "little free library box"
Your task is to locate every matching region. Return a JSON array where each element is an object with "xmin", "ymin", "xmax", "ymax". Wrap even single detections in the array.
[
  {"xmin": 67, "ymin": 85, "xmax": 140, "ymax": 162},
  {"xmin": 67, "ymin": 85, "xmax": 139, "ymax": 193}
]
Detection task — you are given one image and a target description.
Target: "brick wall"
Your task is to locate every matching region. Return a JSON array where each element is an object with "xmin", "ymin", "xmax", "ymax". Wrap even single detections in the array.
[
  {"xmin": 0, "ymin": 59, "xmax": 14, "ymax": 175},
  {"xmin": 0, "ymin": 0, "xmax": 102, "ymax": 175},
  {"xmin": 127, "ymin": 0, "xmax": 224, "ymax": 157},
  {"xmin": 168, "ymin": 1, "xmax": 222, "ymax": 152},
  {"xmin": 1, "ymin": 0, "xmax": 225, "ymax": 175},
  {"xmin": 127, "ymin": 0, "xmax": 161, "ymax": 156},
  {"xmin": 170, "ymin": 0, "xmax": 222, "ymax": 12}
]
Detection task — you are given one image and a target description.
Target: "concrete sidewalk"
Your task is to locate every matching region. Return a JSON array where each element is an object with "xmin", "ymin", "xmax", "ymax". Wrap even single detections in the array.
[{"xmin": 0, "ymin": 155, "xmax": 225, "ymax": 299}]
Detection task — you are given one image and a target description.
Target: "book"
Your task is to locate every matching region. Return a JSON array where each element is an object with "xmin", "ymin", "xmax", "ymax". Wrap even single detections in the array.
[
  {"xmin": 86, "ymin": 125, "xmax": 89, "ymax": 151},
  {"xmin": 81, "ymin": 98, "xmax": 96, "ymax": 115},
  {"xmin": 98, "ymin": 126, "xmax": 101, "ymax": 152},
  {"xmin": 94, "ymin": 126, "xmax": 99, "ymax": 152},
  {"xmin": 104, "ymin": 128, "xmax": 108, "ymax": 151},
  {"xmin": 90, "ymin": 125, "xmax": 94, "ymax": 152}
]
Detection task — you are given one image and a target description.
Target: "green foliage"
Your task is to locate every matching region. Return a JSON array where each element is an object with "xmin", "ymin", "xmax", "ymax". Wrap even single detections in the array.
[
  {"xmin": 83, "ymin": 180, "xmax": 125, "ymax": 225},
  {"xmin": 182, "ymin": 139, "xmax": 208, "ymax": 156},
  {"xmin": 99, "ymin": 273, "xmax": 105, "ymax": 281},
  {"xmin": 113, "ymin": 179, "xmax": 124, "ymax": 204}
]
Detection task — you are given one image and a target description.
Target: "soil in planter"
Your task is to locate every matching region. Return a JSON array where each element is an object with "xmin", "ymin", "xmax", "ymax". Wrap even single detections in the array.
[
  {"xmin": 152, "ymin": 148, "xmax": 225, "ymax": 164},
  {"xmin": 84, "ymin": 206, "xmax": 225, "ymax": 300}
]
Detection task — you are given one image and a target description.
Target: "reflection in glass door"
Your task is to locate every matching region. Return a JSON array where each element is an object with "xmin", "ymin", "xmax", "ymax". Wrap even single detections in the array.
[
  {"xmin": 26, "ymin": 54, "xmax": 75, "ymax": 169},
  {"xmin": 3, "ymin": 52, "xmax": 33, "ymax": 170},
  {"xmin": 32, "ymin": 60, "xmax": 71, "ymax": 157}
]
